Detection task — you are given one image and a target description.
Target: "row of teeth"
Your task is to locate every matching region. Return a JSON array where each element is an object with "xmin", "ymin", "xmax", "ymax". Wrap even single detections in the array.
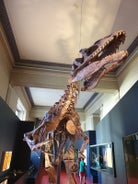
[
  {"xmin": 83, "ymin": 34, "xmax": 127, "ymax": 85},
  {"xmin": 89, "ymin": 31, "xmax": 126, "ymax": 59}
]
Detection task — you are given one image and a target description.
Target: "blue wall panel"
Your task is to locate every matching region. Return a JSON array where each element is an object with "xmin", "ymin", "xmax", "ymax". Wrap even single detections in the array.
[{"xmin": 96, "ymin": 81, "xmax": 138, "ymax": 184}]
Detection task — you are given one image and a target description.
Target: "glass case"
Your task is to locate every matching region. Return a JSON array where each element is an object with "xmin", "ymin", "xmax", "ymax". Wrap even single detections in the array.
[
  {"xmin": 90, "ymin": 143, "xmax": 116, "ymax": 176},
  {"xmin": 123, "ymin": 132, "xmax": 138, "ymax": 184}
]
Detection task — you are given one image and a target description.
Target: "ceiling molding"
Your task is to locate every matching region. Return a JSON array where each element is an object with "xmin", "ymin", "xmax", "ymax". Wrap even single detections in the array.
[
  {"xmin": 10, "ymin": 67, "xmax": 69, "ymax": 89},
  {"xmin": 10, "ymin": 67, "xmax": 119, "ymax": 93},
  {"xmin": 15, "ymin": 59, "xmax": 72, "ymax": 73}
]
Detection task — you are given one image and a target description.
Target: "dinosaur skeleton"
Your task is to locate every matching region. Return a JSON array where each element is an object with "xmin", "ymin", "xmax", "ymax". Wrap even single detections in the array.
[{"xmin": 24, "ymin": 30, "xmax": 128, "ymax": 184}]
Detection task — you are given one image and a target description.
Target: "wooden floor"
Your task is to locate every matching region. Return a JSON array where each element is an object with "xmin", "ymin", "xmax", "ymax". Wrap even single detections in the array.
[{"xmin": 35, "ymin": 167, "xmax": 92, "ymax": 184}]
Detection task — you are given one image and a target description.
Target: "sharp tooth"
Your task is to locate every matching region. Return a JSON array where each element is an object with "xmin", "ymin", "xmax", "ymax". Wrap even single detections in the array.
[
  {"xmin": 114, "ymin": 33, "xmax": 117, "ymax": 37},
  {"xmin": 101, "ymin": 46, "xmax": 104, "ymax": 50},
  {"xmin": 93, "ymin": 53, "xmax": 96, "ymax": 57},
  {"xmin": 119, "ymin": 32, "xmax": 122, "ymax": 35},
  {"xmin": 99, "ymin": 47, "xmax": 102, "ymax": 52},
  {"xmin": 107, "ymin": 40, "xmax": 110, "ymax": 44},
  {"xmin": 97, "ymin": 49, "xmax": 100, "ymax": 53}
]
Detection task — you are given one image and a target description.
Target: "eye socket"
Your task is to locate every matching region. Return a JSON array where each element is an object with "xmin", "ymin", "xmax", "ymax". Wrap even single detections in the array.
[{"xmin": 80, "ymin": 45, "xmax": 98, "ymax": 56}]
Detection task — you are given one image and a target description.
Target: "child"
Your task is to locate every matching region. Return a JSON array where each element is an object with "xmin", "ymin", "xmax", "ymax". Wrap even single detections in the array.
[{"xmin": 79, "ymin": 157, "xmax": 86, "ymax": 184}]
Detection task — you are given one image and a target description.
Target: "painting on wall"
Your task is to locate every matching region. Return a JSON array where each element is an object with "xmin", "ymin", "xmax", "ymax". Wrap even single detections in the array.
[
  {"xmin": 123, "ymin": 132, "xmax": 138, "ymax": 184},
  {"xmin": 90, "ymin": 143, "xmax": 116, "ymax": 176}
]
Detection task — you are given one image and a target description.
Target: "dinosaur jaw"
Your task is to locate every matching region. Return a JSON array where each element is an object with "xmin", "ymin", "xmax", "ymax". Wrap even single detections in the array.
[
  {"xmin": 85, "ymin": 30, "xmax": 126, "ymax": 61},
  {"xmin": 72, "ymin": 50, "xmax": 128, "ymax": 82},
  {"xmin": 81, "ymin": 50, "xmax": 128, "ymax": 91},
  {"xmin": 69, "ymin": 30, "xmax": 128, "ymax": 90}
]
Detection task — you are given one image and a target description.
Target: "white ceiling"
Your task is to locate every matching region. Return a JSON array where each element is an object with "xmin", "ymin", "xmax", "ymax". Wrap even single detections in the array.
[
  {"xmin": 1, "ymin": 0, "xmax": 138, "ymax": 110},
  {"xmin": 4, "ymin": 0, "xmax": 134, "ymax": 64},
  {"xmin": 30, "ymin": 87, "xmax": 94, "ymax": 109}
]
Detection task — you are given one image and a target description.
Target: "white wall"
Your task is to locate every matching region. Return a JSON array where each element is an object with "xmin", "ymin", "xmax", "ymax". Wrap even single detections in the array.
[
  {"xmin": 118, "ymin": 50, "xmax": 138, "ymax": 98},
  {"xmin": 0, "ymin": 25, "xmax": 12, "ymax": 100},
  {"xmin": 0, "ymin": 24, "xmax": 32, "ymax": 121}
]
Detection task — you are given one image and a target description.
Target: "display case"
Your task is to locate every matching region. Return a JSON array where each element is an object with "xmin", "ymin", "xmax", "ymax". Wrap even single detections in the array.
[
  {"xmin": 123, "ymin": 132, "xmax": 138, "ymax": 184},
  {"xmin": 90, "ymin": 142, "xmax": 116, "ymax": 176}
]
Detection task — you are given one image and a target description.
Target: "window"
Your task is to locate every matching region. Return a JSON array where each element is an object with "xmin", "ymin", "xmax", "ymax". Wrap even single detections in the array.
[{"xmin": 16, "ymin": 98, "xmax": 26, "ymax": 120}]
